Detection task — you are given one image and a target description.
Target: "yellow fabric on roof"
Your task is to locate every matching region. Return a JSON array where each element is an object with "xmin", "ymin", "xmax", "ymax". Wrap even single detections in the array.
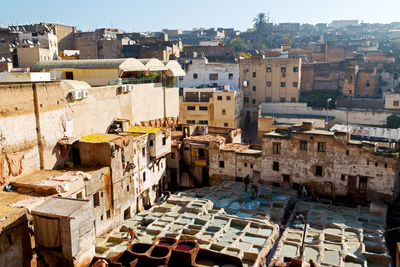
[
  {"xmin": 80, "ymin": 133, "xmax": 119, "ymax": 143},
  {"xmin": 128, "ymin": 126, "xmax": 160, "ymax": 133}
]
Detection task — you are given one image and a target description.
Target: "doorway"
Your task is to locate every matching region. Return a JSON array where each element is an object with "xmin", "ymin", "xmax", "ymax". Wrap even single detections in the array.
[
  {"xmin": 202, "ymin": 167, "xmax": 209, "ymax": 186},
  {"xmin": 348, "ymin": 176, "xmax": 357, "ymax": 195},
  {"xmin": 283, "ymin": 174, "xmax": 290, "ymax": 189},
  {"xmin": 170, "ymin": 169, "xmax": 177, "ymax": 188}
]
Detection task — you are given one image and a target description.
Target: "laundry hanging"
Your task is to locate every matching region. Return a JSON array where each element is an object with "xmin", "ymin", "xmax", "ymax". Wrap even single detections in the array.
[{"xmin": 6, "ymin": 152, "xmax": 24, "ymax": 176}]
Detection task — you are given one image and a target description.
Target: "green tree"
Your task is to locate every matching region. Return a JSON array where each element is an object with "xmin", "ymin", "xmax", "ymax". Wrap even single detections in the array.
[
  {"xmin": 386, "ymin": 115, "xmax": 400, "ymax": 129},
  {"xmin": 253, "ymin": 12, "xmax": 268, "ymax": 43}
]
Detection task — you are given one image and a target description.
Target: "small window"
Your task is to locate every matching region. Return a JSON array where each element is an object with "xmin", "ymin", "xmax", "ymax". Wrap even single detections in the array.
[
  {"xmin": 393, "ymin": 100, "xmax": 399, "ymax": 107},
  {"xmin": 273, "ymin": 161, "xmax": 279, "ymax": 171},
  {"xmin": 226, "ymin": 96, "xmax": 231, "ymax": 100},
  {"xmin": 76, "ymin": 192, "xmax": 83, "ymax": 199},
  {"xmin": 244, "ymin": 97, "xmax": 249, "ymax": 103},
  {"xmin": 127, "ymin": 185, "xmax": 129, "ymax": 192},
  {"xmin": 252, "ymin": 72, "xmax": 256, "ymax": 78},
  {"xmin": 291, "ymin": 97, "xmax": 296, "ymax": 102},
  {"xmin": 228, "ymin": 73, "xmax": 233, "ymax": 79},
  {"xmin": 187, "ymin": 106, "xmax": 195, "ymax": 110},
  {"xmin": 209, "ymin": 73, "xmax": 218, "ymax": 80},
  {"xmin": 142, "ymin": 147, "xmax": 145, "ymax": 157},
  {"xmin": 280, "ymin": 97, "xmax": 286, "ymax": 102},
  {"xmin": 171, "ymin": 152, "xmax": 175, "ymax": 159},
  {"xmin": 341, "ymin": 174, "xmax": 346, "ymax": 181},
  {"xmin": 366, "ymin": 81, "xmax": 370, "ymax": 87},
  {"xmin": 224, "ymin": 123, "xmax": 228, "ymax": 127},
  {"xmin": 367, "ymin": 160, "xmax": 369, "ymax": 165},
  {"xmin": 300, "ymin": 140, "xmax": 307, "ymax": 151},
  {"xmin": 7, "ymin": 234, "xmax": 12, "ymax": 245},
  {"xmin": 252, "ymin": 99, "xmax": 256, "ymax": 104},
  {"xmin": 143, "ymin": 172, "xmax": 146, "ymax": 182},
  {"xmin": 193, "ymin": 73, "xmax": 198, "ymax": 79},
  {"xmin": 100, "ymin": 215, "xmax": 104, "ymax": 221},
  {"xmin": 149, "ymin": 140, "xmax": 153, "ymax": 146},
  {"xmin": 315, "ymin": 166, "xmax": 323, "ymax": 176},
  {"xmin": 385, "ymin": 163, "xmax": 388, "ymax": 168},
  {"xmin": 162, "ymin": 137, "xmax": 166, "ymax": 146},
  {"xmin": 375, "ymin": 162, "xmax": 378, "ymax": 167},
  {"xmin": 318, "ymin": 142, "xmax": 326, "ymax": 152},
  {"xmin": 222, "ymin": 109, "xmax": 226, "ymax": 115},
  {"xmin": 293, "ymin": 82, "xmax": 298, "ymax": 87},
  {"xmin": 266, "ymin": 67, "xmax": 272, "ymax": 72},
  {"xmin": 244, "ymin": 163, "xmax": 248, "ymax": 167},
  {"xmin": 250, "ymin": 163, "xmax": 253, "ymax": 168},
  {"xmin": 349, "ymin": 75, "xmax": 353, "ymax": 83},
  {"xmin": 93, "ymin": 192, "xmax": 100, "ymax": 207},
  {"xmin": 199, "ymin": 106, "xmax": 208, "ymax": 110},
  {"xmin": 273, "ymin": 143, "xmax": 281, "ymax": 154},
  {"xmin": 217, "ymin": 96, "xmax": 222, "ymax": 100},
  {"xmin": 244, "ymin": 68, "xmax": 249, "ymax": 73},
  {"xmin": 219, "ymin": 161, "xmax": 225, "ymax": 168},
  {"xmin": 252, "ymin": 86, "xmax": 256, "ymax": 91},
  {"xmin": 199, "ymin": 120, "xmax": 208, "ymax": 124},
  {"xmin": 266, "ymin": 82, "xmax": 272, "ymax": 87},
  {"xmin": 281, "ymin": 82, "xmax": 286, "ymax": 87},
  {"xmin": 186, "ymin": 120, "xmax": 195, "ymax": 124},
  {"xmin": 293, "ymin": 67, "xmax": 299, "ymax": 72},
  {"xmin": 346, "ymin": 150, "xmax": 349, "ymax": 156},
  {"xmin": 106, "ymin": 210, "xmax": 111, "ymax": 219}
]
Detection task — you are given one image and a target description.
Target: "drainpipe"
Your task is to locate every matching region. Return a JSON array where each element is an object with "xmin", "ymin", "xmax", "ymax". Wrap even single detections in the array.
[{"xmin": 32, "ymin": 83, "xmax": 44, "ymax": 170}]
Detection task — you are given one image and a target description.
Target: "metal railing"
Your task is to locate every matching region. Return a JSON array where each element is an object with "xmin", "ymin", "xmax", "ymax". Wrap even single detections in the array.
[{"xmin": 108, "ymin": 77, "xmax": 177, "ymax": 88}]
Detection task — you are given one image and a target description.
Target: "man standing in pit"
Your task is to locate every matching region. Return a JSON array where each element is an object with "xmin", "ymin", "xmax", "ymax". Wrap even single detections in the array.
[{"xmin": 244, "ymin": 174, "xmax": 250, "ymax": 192}]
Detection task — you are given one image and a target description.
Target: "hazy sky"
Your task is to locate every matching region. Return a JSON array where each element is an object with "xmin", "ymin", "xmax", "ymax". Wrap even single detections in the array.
[{"xmin": 1, "ymin": 0, "xmax": 399, "ymax": 32}]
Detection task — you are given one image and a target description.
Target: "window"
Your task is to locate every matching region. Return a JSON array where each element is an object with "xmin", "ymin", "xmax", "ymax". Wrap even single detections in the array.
[
  {"xmin": 273, "ymin": 161, "xmax": 279, "ymax": 171},
  {"xmin": 394, "ymin": 100, "xmax": 399, "ymax": 107},
  {"xmin": 93, "ymin": 192, "xmax": 100, "ymax": 207},
  {"xmin": 149, "ymin": 140, "xmax": 153, "ymax": 146},
  {"xmin": 244, "ymin": 68, "xmax": 249, "ymax": 73},
  {"xmin": 349, "ymin": 75, "xmax": 353, "ymax": 83},
  {"xmin": 266, "ymin": 67, "xmax": 272, "ymax": 72},
  {"xmin": 252, "ymin": 86, "xmax": 256, "ymax": 91},
  {"xmin": 162, "ymin": 137, "xmax": 166, "ymax": 146},
  {"xmin": 300, "ymin": 140, "xmax": 307, "ymax": 151},
  {"xmin": 193, "ymin": 73, "xmax": 198, "ymax": 79},
  {"xmin": 222, "ymin": 109, "xmax": 226, "ymax": 115},
  {"xmin": 106, "ymin": 210, "xmax": 111, "ymax": 219},
  {"xmin": 76, "ymin": 192, "xmax": 83, "ymax": 199},
  {"xmin": 142, "ymin": 147, "xmax": 145, "ymax": 157},
  {"xmin": 341, "ymin": 174, "xmax": 346, "ymax": 181},
  {"xmin": 385, "ymin": 163, "xmax": 388, "ymax": 168},
  {"xmin": 224, "ymin": 123, "xmax": 228, "ymax": 127},
  {"xmin": 228, "ymin": 73, "xmax": 233, "ymax": 79},
  {"xmin": 366, "ymin": 81, "xmax": 370, "ymax": 87},
  {"xmin": 199, "ymin": 120, "xmax": 208, "ymax": 124},
  {"xmin": 273, "ymin": 143, "xmax": 281, "ymax": 154},
  {"xmin": 244, "ymin": 97, "xmax": 249, "ymax": 103},
  {"xmin": 349, "ymin": 90, "xmax": 352, "ymax": 94},
  {"xmin": 346, "ymin": 150, "xmax": 349, "ymax": 156},
  {"xmin": 226, "ymin": 96, "xmax": 231, "ymax": 101},
  {"xmin": 198, "ymin": 149, "xmax": 205, "ymax": 159},
  {"xmin": 209, "ymin": 73, "xmax": 218, "ymax": 80},
  {"xmin": 100, "ymin": 215, "xmax": 104, "ymax": 221},
  {"xmin": 143, "ymin": 172, "xmax": 146, "ymax": 182},
  {"xmin": 244, "ymin": 163, "xmax": 248, "ymax": 167},
  {"xmin": 250, "ymin": 163, "xmax": 253, "ymax": 168},
  {"xmin": 281, "ymin": 67, "xmax": 287, "ymax": 72},
  {"xmin": 66, "ymin": 72, "xmax": 73, "ymax": 80},
  {"xmin": 186, "ymin": 120, "xmax": 195, "ymax": 124},
  {"xmin": 199, "ymin": 106, "xmax": 208, "ymax": 110},
  {"xmin": 293, "ymin": 67, "xmax": 299, "ymax": 72},
  {"xmin": 375, "ymin": 162, "xmax": 378, "ymax": 167},
  {"xmin": 252, "ymin": 72, "xmax": 256, "ymax": 78},
  {"xmin": 359, "ymin": 177, "xmax": 368, "ymax": 194},
  {"xmin": 318, "ymin": 142, "xmax": 326, "ymax": 152},
  {"xmin": 7, "ymin": 234, "xmax": 12, "ymax": 245},
  {"xmin": 171, "ymin": 152, "xmax": 175, "ymax": 159},
  {"xmin": 252, "ymin": 99, "xmax": 256, "ymax": 104},
  {"xmin": 219, "ymin": 161, "xmax": 225, "ymax": 168},
  {"xmin": 281, "ymin": 82, "xmax": 286, "ymax": 87},
  {"xmin": 187, "ymin": 106, "xmax": 195, "ymax": 110},
  {"xmin": 127, "ymin": 185, "xmax": 130, "ymax": 192},
  {"xmin": 293, "ymin": 82, "xmax": 298, "ymax": 87},
  {"xmin": 291, "ymin": 97, "xmax": 296, "ymax": 102},
  {"xmin": 315, "ymin": 166, "xmax": 323, "ymax": 176},
  {"xmin": 281, "ymin": 67, "xmax": 286, "ymax": 77},
  {"xmin": 266, "ymin": 82, "xmax": 272, "ymax": 87},
  {"xmin": 217, "ymin": 96, "xmax": 222, "ymax": 100},
  {"xmin": 280, "ymin": 97, "xmax": 286, "ymax": 102}
]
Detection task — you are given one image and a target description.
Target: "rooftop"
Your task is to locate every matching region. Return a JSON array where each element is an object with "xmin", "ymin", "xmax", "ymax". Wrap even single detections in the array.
[
  {"xmin": 184, "ymin": 134, "xmax": 226, "ymax": 144},
  {"xmin": 32, "ymin": 197, "xmax": 89, "ymax": 218},
  {"xmin": 128, "ymin": 126, "xmax": 161, "ymax": 134}
]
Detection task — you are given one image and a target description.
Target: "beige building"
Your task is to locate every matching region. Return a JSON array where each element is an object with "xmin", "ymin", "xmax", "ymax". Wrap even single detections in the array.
[
  {"xmin": 179, "ymin": 87, "xmax": 244, "ymax": 128},
  {"xmin": 17, "ymin": 47, "xmax": 51, "ymax": 68},
  {"xmin": 384, "ymin": 92, "xmax": 400, "ymax": 109},
  {"xmin": 239, "ymin": 56, "xmax": 301, "ymax": 122}
]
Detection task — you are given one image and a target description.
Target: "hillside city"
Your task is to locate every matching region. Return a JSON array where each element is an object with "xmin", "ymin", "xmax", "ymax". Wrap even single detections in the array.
[{"xmin": 1, "ymin": 12, "xmax": 400, "ymax": 267}]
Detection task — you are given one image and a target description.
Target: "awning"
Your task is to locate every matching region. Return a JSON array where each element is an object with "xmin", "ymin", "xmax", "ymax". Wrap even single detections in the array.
[{"xmin": 163, "ymin": 60, "xmax": 186, "ymax": 76}]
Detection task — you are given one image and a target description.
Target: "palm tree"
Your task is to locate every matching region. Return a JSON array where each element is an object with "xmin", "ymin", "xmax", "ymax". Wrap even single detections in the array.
[{"xmin": 252, "ymin": 12, "xmax": 268, "ymax": 44}]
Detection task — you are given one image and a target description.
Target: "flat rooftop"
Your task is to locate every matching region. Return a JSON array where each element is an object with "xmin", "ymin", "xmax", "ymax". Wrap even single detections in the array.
[{"xmin": 184, "ymin": 134, "xmax": 226, "ymax": 144}]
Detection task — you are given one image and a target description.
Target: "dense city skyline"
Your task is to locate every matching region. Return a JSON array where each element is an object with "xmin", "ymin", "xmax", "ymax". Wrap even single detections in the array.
[{"xmin": 1, "ymin": 0, "xmax": 400, "ymax": 32}]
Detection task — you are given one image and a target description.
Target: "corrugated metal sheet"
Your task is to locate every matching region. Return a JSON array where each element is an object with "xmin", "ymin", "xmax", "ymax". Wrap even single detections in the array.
[{"xmin": 331, "ymin": 124, "xmax": 400, "ymax": 142}]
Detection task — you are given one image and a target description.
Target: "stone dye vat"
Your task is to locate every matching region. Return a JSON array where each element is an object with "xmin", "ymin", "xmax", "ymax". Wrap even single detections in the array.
[
  {"xmin": 95, "ymin": 193, "xmax": 280, "ymax": 266},
  {"xmin": 269, "ymin": 201, "xmax": 391, "ymax": 267}
]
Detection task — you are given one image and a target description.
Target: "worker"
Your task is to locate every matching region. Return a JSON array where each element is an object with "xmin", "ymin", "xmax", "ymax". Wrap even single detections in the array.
[
  {"xmin": 293, "ymin": 212, "xmax": 305, "ymax": 224},
  {"xmin": 244, "ymin": 175, "xmax": 250, "ymax": 192},
  {"xmin": 302, "ymin": 185, "xmax": 308, "ymax": 199},
  {"xmin": 251, "ymin": 184, "xmax": 258, "ymax": 199},
  {"xmin": 126, "ymin": 227, "xmax": 138, "ymax": 241}
]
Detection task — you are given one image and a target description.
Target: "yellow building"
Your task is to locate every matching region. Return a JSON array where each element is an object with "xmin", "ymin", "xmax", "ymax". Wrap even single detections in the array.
[
  {"xmin": 179, "ymin": 87, "xmax": 244, "ymax": 128},
  {"xmin": 239, "ymin": 56, "xmax": 301, "ymax": 122}
]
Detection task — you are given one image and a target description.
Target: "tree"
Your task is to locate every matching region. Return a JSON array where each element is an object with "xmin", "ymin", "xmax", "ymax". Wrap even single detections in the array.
[
  {"xmin": 386, "ymin": 115, "xmax": 400, "ymax": 129},
  {"xmin": 253, "ymin": 12, "xmax": 268, "ymax": 43}
]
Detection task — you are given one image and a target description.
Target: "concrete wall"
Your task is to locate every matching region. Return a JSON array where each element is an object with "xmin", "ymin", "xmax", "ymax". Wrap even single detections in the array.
[
  {"xmin": 17, "ymin": 47, "xmax": 51, "ymax": 68},
  {"xmin": 385, "ymin": 93, "xmax": 400, "ymax": 109}
]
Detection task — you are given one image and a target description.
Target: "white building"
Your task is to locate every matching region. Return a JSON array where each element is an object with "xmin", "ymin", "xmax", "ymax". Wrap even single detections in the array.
[
  {"xmin": 179, "ymin": 58, "xmax": 239, "ymax": 89},
  {"xmin": 19, "ymin": 32, "xmax": 58, "ymax": 60}
]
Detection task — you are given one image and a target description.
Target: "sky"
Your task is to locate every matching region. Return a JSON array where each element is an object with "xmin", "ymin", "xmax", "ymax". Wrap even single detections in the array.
[{"xmin": 1, "ymin": 0, "xmax": 400, "ymax": 32}]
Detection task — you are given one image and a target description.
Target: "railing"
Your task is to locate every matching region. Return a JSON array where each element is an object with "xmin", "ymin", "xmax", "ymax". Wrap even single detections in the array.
[{"xmin": 108, "ymin": 77, "xmax": 177, "ymax": 88}]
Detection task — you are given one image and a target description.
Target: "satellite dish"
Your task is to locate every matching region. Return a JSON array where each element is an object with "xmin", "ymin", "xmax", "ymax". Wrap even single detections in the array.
[{"xmin": 6, "ymin": 58, "xmax": 11, "ymax": 62}]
